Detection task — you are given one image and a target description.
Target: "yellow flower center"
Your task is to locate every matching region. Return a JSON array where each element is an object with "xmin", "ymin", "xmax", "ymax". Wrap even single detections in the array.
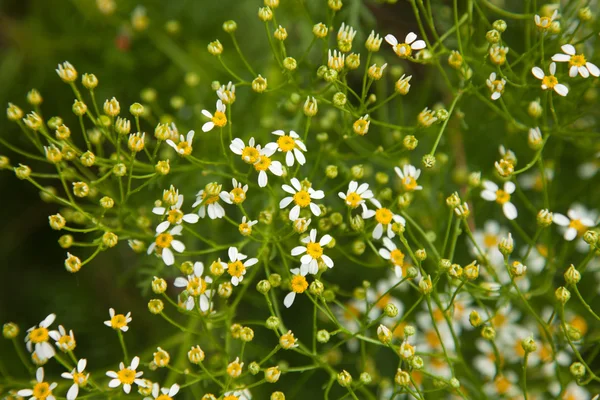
[
  {"xmin": 375, "ymin": 208, "xmax": 393, "ymax": 225},
  {"xmin": 353, "ymin": 120, "xmax": 369, "ymax": 135},
  {"xmin": 492, "ymin": 313, "xmax": 506, "ymax": 327},
  {"xmin": 291, "ymin": 275, "xmax": 308, "ymax": 293},
  {"xmin": 227, "ymin": 260, "xmax": 246, "ymax": 278},
  {"xmin": 201, "ymin": 191, "xmax": 220, "ymax": 205},
  {"xmin": 187, "ymin": 276, "xmax": 207, "ymax": 296},
  {"xmin": 227, "ymin": 362, "xmax": 242, "ymax": 377},
  {"xmin": 389, "ymin": 249, "xmax": 405, "ymax": 266},
  {"xmin": 536, "ymin": 244, "xmax": 548, "ymax": 257},
  {"xmin": 72, "ymin": 372, "xmax": 88, "ymax": 386},
  {"xmin": 176, "ymin": 141, "xmax": 192, "ymax": 156},
  {"xmin": 569, "ymin": 54, "xmax": 587, "ymax": 68},
  {"xmin": 156, "ymin": 395, "xmax": 173, "ymax": 400},
  {"xmin": 293, "ymin": 190, "xmax": 311, "ymax": 207},
  {"xmin": 542, "ymin": 75, "xmax": 558, "ymax": 89},
  {"xmin": 491, "ymin": 79, "xmax": 504, "ymax": 92},
  {"xmin": 224, "ymin": 396, "xmax": 239, "ymax": 400},
  {"xmin": 495, "ymin": 189, "xmax": 510, "ymax": 204},
  {"xmin": 241, "ymin": 146, "xmax": 259, "ymax": 164},
  {"xmin": 254, "ymin": 155, "xmax": 272, "ymax": 171},
  {"xmin": 570, "ymin": 315, "xmax": 588, "ymax": 335},
  {"xmin": 117, "ymin": 368, "xmax": 136, "ymax": 385},
  {"xmin": 402, "ymin": 176, "xmax": 418, "ymax": 191},
  {"xmin": 167, "ymin": 209, "xmax": 184, "ymax": 224},
  {"xmin": 394, "ymin": 43, "xmax": 412, "ymax": 57},
  {"xmin": 33, "ymin": 382, "xmax": 52, "ymax": 399},
  {"xmin": 306, "ymin": 242, "xmax": 323, "ymax": 259},
  {"xmin": 494, "ymin": 376, "xmax": 511, "ymax": 395},
  {"xmin": 375, "ymin": 293, "xmax": 391, "ymax": 309},
  {"xmin": 211, "ymin": 111, "xmax": 227, "ymax": 127},
  {"xmin": 57, "ymin": 335, "xmax": 75, "ymax": 350},
  {"xmin": 277, "ymin": 135, "xmax": 296, "ymax": 152},
  {"xmin": 537, "ymin": 16, "xmax": 551, "ymax": 29},
  {"xmin": 425, "ymin": 330, "xmax": 441, "ymax": 348},
  {"xmin": 483, "ymin": 234, "xmax": 499, "ymax": 248},
  {"xmin": 345, "ymin": 192, "xmax": 362, "ymax": 208},
  {"xmin": 569, "ymin": 219, "xmax": 587, "ymax": 236},
  {"xmin": 155, "ymin": 233, "xmax": 173, "ymax": 249},
  {"xmin": 30, "ymin": 327, "xmax": 49, "ymax": 344},
  {"xmin": 110, "ymin": 314, "xmax": 128, "ymax": 330},
  {"xmin": 230, "ymin": 188, "xmax": 246, "ymax": 204}
]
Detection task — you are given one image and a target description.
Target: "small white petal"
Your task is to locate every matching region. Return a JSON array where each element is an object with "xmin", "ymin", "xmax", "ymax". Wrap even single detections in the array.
[{"xmin": 284, "ymin": 292, "xmax": 296, "ymax": 308}]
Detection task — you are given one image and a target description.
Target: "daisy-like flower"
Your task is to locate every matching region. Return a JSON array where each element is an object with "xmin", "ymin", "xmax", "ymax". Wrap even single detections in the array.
[
  {"xmin": 253, "ymin": 146, "xmax": 283, "ymax": 188},
  {"xmin": 394, "ymin": 165, "xmax": 423, "ymax": 191},
  {"xmin": 338, "ymin": 181, "xmax": 374, "ymax": 214},
  {"xmin": 49, "ymin": 325, "xmax": 76, "ymax": 352},
  {"xmin": 379, "ymin": 237, "xmax": 406, "ymax": 277},
  {"xmin": 480, "ymin": 180, "xmax": 518, "ymax": 220},
  {"xmin": 283, "ymin": 268, "xmax": 309, "ymax": 308},
  {"xmin": 279, "ymin": 178, "xmax": 324, "ymax": 221},
  {"xmin": 222, "ymin": 246, "xmax": 258, "ymax": 286},
  {"xmin": 291, "ymin": 229, "xmax": 334, "ymax": 275},
  {"xmin": 144, "ymin": 383, "xmax": 180, "ymax": 400},
  {"xmin": 363, "ymin": 199, "xmax": 406, "ymax": 240},
  {"xmin": 553, "ymin": 205, "xmax": 596, "ymax": 241},
  {"xmin": 230, "ymin": 137, "xmax": 260, "ymax": 165},
  {"xmin": 228, "ymin": 178, "xmax": 248, "ymax": 204},
  {"xmin": 103, "ymin": 308, "xmax": 132, "ymax": 332},
  {"xmin": 201, "ymin": 100, "xmax": 227, "ymax": 132},
  {"xmin": 192, "ymin": 185, "xmax": 230, "ymax": 220},
  {"xmin": 217, "ymin": 81, "xmax": 236, "ymax": 105},
  {"xmin": 531, "ymin": 62, "xmax": 569, "ymax": 96},
  {"xmin": 25, "ymin": 314, "xmax": 58, "ymax": 360},
  {"xmin": 384, "ymin": 32, "xmax": 426, "ymax": 58},
  {"xmin": 265, "ymin": 130, "xmax": 307, "ymax": 167},
  {"xmin": 18, "ymin": 367, "xmax": 58, "ymax": 400},
  {"xmin": 174, "ymin": 262, "xmax": 213, "ymax": 312},
  {"xmin": 238, "ymin": 216, "xmax": 258, "ymax": 236},
  {"xmin": 552, "ymin": 44, "xmax": 600, "ymax": 78},
  {"xmin": 327, "ymin": 49, "xmax": 346, "ymax": 71},
  {"xmin": 106, "ymin": 356, "xmax": 145, "ymax": 394},
  {"xmin": 166, "ymin": 130, "xmax": 194, "ymax": 156},
  {"xmin": 486, "ymin": 72, "xmax": 506, "ymax": 100},
  {"xmin": 61, "ymin": 359, "xmax": 89, "ymax": 400},
  {"xmin": 534, "ymin": 10, "xmax": 558, "ymax": 31},
  {"xmin": 147, "ymin": 225, "xmax": 185, "ymax": 266},
  {"xmin": 153, "ymin": 194, "xmax": 199, "ymax": 233}
]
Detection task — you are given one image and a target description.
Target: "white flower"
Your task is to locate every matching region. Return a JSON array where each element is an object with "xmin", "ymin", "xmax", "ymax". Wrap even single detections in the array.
[
  {"xmin": 265, "ymin": 130, "xmax": 307, "ymax": 166},
  {"xmin": 291, "ymin": 229, "xmax": 334, "ymax": 275},
  {"xmin": 166, "ymin": 130, "xmax": 194, "ymax": 156},
  {"xmin": 230, "ymin": 137, "xmax": 260, "ymax": 164},
  {"xmin": 144, "ymin": 383, "xmax": 180, "ymax": 400},
  {"xmin": 201, "ymin": 100, "xmax": 227, "ymax": 132},
  {"xmin": 18, "ymin": 367, "xmax": 58, "ymax": 400},
  {"xmin": 106, "ymin": 356, "xmax": 145, "ymax": 394},
  {"xmin": 61, "ymin": 359, "xmax": 89, "ymax": 400},
  {"xmin": 283, "ymin": 267, "xmax": 309, "ymax": 308},
  {"xmin": 25, "ymin": 314, "xmax": 58, "ymax": 360},
  {"xmin": 394, "ymin": 164, "xmax": 422, "ymax": 191},
  {"xmin": 253, "ymin": 145, "xmax": 283, "ymax": 188},
  {"xmin": 147, "ymin": 225, "xmax": 185, "ymax": 266},
  {"xmin": 228, "ymin": 178, "xmax": 249, "ymax": 204},
  {"xmin": 534, "ymin": 10, "xmax": 558, "ymax": 30},
  {"xmin": 153, "ymin": 194, "xmax": 199, "ymax": 233},
  {"xmin": 363, "ymin": 199, "xmax": 406, "ymax": 239},
  {"xmin": 192, "ymin": 188, "xmax": 230, "ymax": 220},
  {"xmin": 486, "ymin": 72, "xmax": 506, "ymax": 100},
  {"xmin": 279, "ymin": 178, "xmax": 324, "ymax": 221},
  {"xmin": 103, "ymin": 308, "xmax": 132, "ymax": 332},
  {"xmin": 551, "ymin": 44, "xmax": 600, "ymax": 78},
  {"xmin": 385, "ymin": 32, "xmax": 426, "ymax": 58},
  {"xmin": 174, "ymin": 262, "xmax": 213, "ymax": 312},
  {"xmin": 222, "ymin": 246, "xmax": 258, "ymax": 286},
  {"xmin": 553, "ymin": 205, "xmax": 596, "ymax": 241},
  {"xmin": 217, "ymin": 81, "xmax": 236, "ymax": 104},
  {"xmin": 480, "ymin": 180, "xmax": 518, "ymax": 220},
  {"xmin": 338, "ymin": 181, "xmax": 374, "ymax": 213},
  {"xmin": 48, "ymin": 324, "xmax": 75, "ymax": 352},
  {"xmin": 379, "ymin": 237, "xmax": 406, "ymax": 277},
  {"xmin": 531, "ymin": 62, "xmax": 569, "ymax": 96}
]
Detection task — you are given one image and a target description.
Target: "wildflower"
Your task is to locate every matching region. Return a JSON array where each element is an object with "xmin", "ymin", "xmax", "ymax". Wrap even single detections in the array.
[
  {"xmin": 279, "ymin": 330, "xmax": 298, "ymax": 349},
  {"xmin": 417, "ymin": 107, "xmax": 438, "ymax": 127},
  {"xmin": 228, "ymin": 178, "xmax": 249, "ymax": 204},
  {"xmin": 379, "ymin": 237, "xmax": 406, "ymax": 276},
  {"xmin": 327, "ymin": 49, "xmax": 346, "ymax": 71},
  {"xmin": 481, "ymin": 180, "xmax": 518, "ymax": 220},
  {"xmin": 61, "ymin": 359, "xmax": 89, "ymax": 400},
  {"xmin": 147, "ymin": 225, "xmax": 185, "ymax": 266},
  {"xmin": 227, "ymin": 358, "xmax": 244, "ymax": 378},
  {"xmin": 291, "ymin": 229, "xmax": 334, "ymax": 275},
  {"xmin": 284, "ymin": 267, "xmax": 309, "ymax": 308},
  {"xmin": 394, "ymin": 164, "xmax": 423, "ymax": 191},
  {"xmin": 201, "ymin": 100, "xmax": 227, "ymax": 132},
  {"xmin": 395, "ymin": 74, "xmax": 412, "ymax": 95},
  {"xmin": 338, "ymin": 181, "xmax": 374, "ymax": 215},
  {"xmin": 534, "ymin": 10, "xmax": 558, "ymax": 31},
  {"xmin": 385, "ymin": 32, "xmax": 426, "ymax": 58},
  {"xmin": 531, "ymin": 62, "xmax": 568, "ymax": 96},
  {"xmin": 166, "ymin": 130, "xmax": 195, "ymax": 156},
  {"xmin": 367, "ymin": 63, "xmax": 387, "ymax": 80},
  {"xmin": 56, "ymin": 61, "xmax": 77, "ymax": 82},
  {"xmin": 337, "ymin": 22, "xmax": 356, "ymax": 52},
  {"xmin": 106, "ymin": 356, "xmax": 145, "ymax": 394},
  {"xmin": 239, "ymin": 216, "xmax": 258, "ymax": 236},
  {"xmin": 217, "ymin": 81, "xmax": 236, "ymax": 105},
  {"xmin": 153, "ymin": 194, "xmax": 199, "ymax": 233},
  {"xmin": 104, "ymin": 97, "xmax": 120, "ymax": 117},
  {"xmin": 365, "ymin": 30, "xmax": 383, "ymax": 52},
  {"xmin": 265, "ymin": 130, "xmax": 307, "ymax": 166},
  {"xmin": 489, "ymin": 45, "xmax": 509, "ymax": 65},
  {"xmin": 353, "ymin": 114, "xmax": 370, "ymax": 135},
  {"xmin": 551, "ymin": 44, "xmax": 600, "ymax": 78},
  {"xmin": 174, "ymin": 262, "xmax": 213, "ymax": 312},
  {"xmin": 103, "ymin": 308, "xmax": 132, "ymax": 332},
  {"xmin": 49, "ymin": 325, "xmax": 76, "ymax": 352},
  {"xmin": 25, "ymin": 314, "xmax": 58, "ymax": 360},
  {"xmin": 222, "ymin": 246, "xmax": 259, "ymax": 286},
  {"xmin": 252, "ymin": 75, "xmax": 268, "ymax": 92},
  {"xmin": 486, "ymin": 72, "xmax": 506, "ymax": 100},
  {"xmin": 192, "ymin": 184, "xmax": 229, "ymax": 219},
  {"xmin": 230, "ymin": 137, "xmax": 260, "ymax": 165},
  {"xmin": 144, "ymin": 383, "xmax": 180, "ymax": 400},
  {"xmin": 279, "ymin": 178, "xmax": 324, "ymax": 221},
  {"xmin": 553, "ymin": 205, "xmax": 596, "ymax": 241},
  {"xmin": 363, "ymin": 199, "xmax": 406, "ymax": 239},
  {"xmin": 254, "ymin": 146, "xmax": 284, "ymax": 187},
  {"xmin": 17, "ymin": 367, "xmax": 58, "ymax": 400}
]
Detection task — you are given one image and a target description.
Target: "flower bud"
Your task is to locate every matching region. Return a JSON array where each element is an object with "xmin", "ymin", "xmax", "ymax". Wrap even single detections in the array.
[
  {"xmin": 103, "ymin": 97, "xmax": 120, "ymax": 117},
  {"xmin": 155, "ymin": 160, "xmax": 170, "ymax": 175},
  {"xmin": 102, "ymin": 232, "xmax": 118, "ymax": 248},
  {"xmin": 148, "ymin": 299, "xmax": 164, "ymax": 314},
  {"xmin": 486, "ymin": 29, "xmax": 501, "ymax": 44},
  {"xmin": 241, "ymin": 327, "xmax": 254, "ymax": 342},
  {"xmin": 283, "ymin": 57, "xmax": 297, "ymax": 71},
  {"xmin": 23, "ymin": 112, "xmax": 43, "ymax": 130},
  {"xmin": 399, "ymin": 342, "xmax": 415, "ymax": 360},
  {"xmin": 469, "ymin": 310, "xmax": 482, "ymax": 327},
  {"xmin": 509, "ymin": 261, "xmax": 527, "ymax": 278},
  {"xmin": 464, "ymin": 261, "xmax": 479, "ymax": 280},
  {"xmin": 521, "ymin": 336, "xmax": 537, "ymax": 353},
  {"xmin": 274, "ymin": 25, "xmax": 287, "ymax": 41},
  {"xmin": 583, "ymin": 230, "xmax": 598, "ymax": 245},
  {"xmin": 72, "ymin": 100, "xmax": 87, "ymax": 116},
  {"xmin": 337, "ymin": 370, "xmax": 352, "ymax": 387},
  {"xmin": 537, "ymin": 209, "xmax": 553, "ymax": 227},
  {"xmin": 570, "ymin": 362, "xmax": 586, "ymax": 378},
  {"xmin": 350, "ymin": 164, "xmax": 364, "ymax": 179},
  {"xmin": 128, "ymin": 132, "xmax": 145, "ymax": 152},
  {"xmin": 415, "ymin": 249, "xmax": 427, "ymax": 261},
  {"xmin": 256, "ymin": 279, "xmax": 271, "ymax": 294},
  {"xmin": 264, "ymin": 366, "xmax": 280, "ymax": 383},
  {"xmin": 266, "ymin": 316, "xmax": 280, "ymax": 330},
  {"xmin": 317, "ymin": 329, "xmax": 330, "ymax": 343},
  {"xmin": 56, "ymin": 61, "xmax": 78, "ymax": 82},
  {"xmin": 365, "ymin": 30, "xmax": 382, "ymax": 52},
  {"xmin": 152, "ymin": 277, "xmax": 167, "ymax": 294},
  {"xmin": 345, "ymin": 53, "xmax": 361, "ymax": 70},
  {"xmin": 325, "ymin": 165, "xmax": 338, "ymax": 179},
  {"xmin": 7, "ymin": 103, "xmax": 24, "ymax": 121},
  {"xmin": 3, "ymin": 322, "xmax": 19, "ymax": 339},
  {"xmin": 563, "ymin": 264, "xmax": 581, "ymax": 286},
  {"xmin": 218, "ymin": 282, "xmax": 233, "ymax": 298},
  {"xmin": 498, "ymin": 233, "xmax": 514, "ymax": 256},
  {"xmin": 313, "ymin": 23, "xmax": 328, "ymax": 38},
  {"xmin": 59, "ymin": 235, "xmax": 73, "ymax": 249},
  {"xmin": 309, "ymin": 280, "xmax": 324, "ymax": 296},
  {"xmin": 384, "ymin": 303, "xmax": 398, "ymax": 318},
  {"xmin": 395, "ymin": 369, "xmax": 410, "ymax": 386},
  {"xmin": 258, "ymin": 6, "xmax": 273, "ymax": 21},
  {"xmin": 223, "ymin": 20, "xmax": 238, "ymax": 33},
  {"xmin": 528, "ymin": 127, "xmax": 543, "ymax": 150},
  {"xmin": 27, "ymin": 89, "xmax": 43, "ymax": 106},
  {"xmin": 269, "ymin": 273, "xmax": 282, "ymax": 287},
  {"xmin": 252, "ymin": 75, "xmax": 268, "ymax": 93},
  {"xmin": 207, "ymin": 40, "xmax": 223, "ymax": 55},
  {"xmin": 528, "ymin": 99, "xmax": 543, "ymax": 118},
  {"xmin": 248, "ymin": 361, "xmax": 260, "ymax": 375},
  {"xmin": 578, "ymin": 7, "xmax": 593, "ymax": 21},
  {"xmin": 481, "ymin": 326, "xmax": 496, "ymax": 340},
  {"xmin": 304, "ymin": 96, "xmax": 318, "ymax": 117},
  {"xmin": 80, "ymin": 151, "xmax": 95, "ymax": 167},
  {"xmin": 419, "ymin": 275, "xmax": 433, "ymax": 295},
  {"xmin": 72, "ymin": 182, "xmax": 89, "ymax": 198},
  {"xmin": 555, "ymin": 286, "xmax": 571, "ymax": 304},
  {"xmin": 188, "ymin": 345, "xmax": 205, "ymax": 364},
  {"xmin": 64, "ymin": 252, "xmax": 82, "ymax": 273},
  {"xmin": 377, "ymin": 325, "xmax": 392, "ymax": 344},
  {"xmin": 113, "ymin": 163, "xmax": 127, "ymax": 177}
]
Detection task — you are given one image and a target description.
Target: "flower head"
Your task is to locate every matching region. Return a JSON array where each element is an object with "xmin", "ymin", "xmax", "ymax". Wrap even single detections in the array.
[
  {"xmin": 106, "ymin": 356, "xmax": 145, "ymax": 394},
  {"xmin": 166, "ymin": 130, "xmax": 195, "ymax": 156},
  {"xmin": 174, "ymin": 262, "xmax": 213, "ymax": 312},
  {"xmin": 481, "ymin": 180, "xmax": 518, "ymax": 220},
  {"xmin": 363, "ymin": 199, "xmax": 406, "ymax": 239},
  {"xmin": 253, "ymin": 146, "xmax": 283, "ymax": 188},
  {"xmin": 103, "ymin": 308, "xmax": 132, "ymax": 332},
  {"xmin": 25, "ymin": 314, "xmax": 58, "ymax": 360},
  {"xmin": 284, "ymin": 267, "xmax": 309, "ymax": 308},
  {"xmin": 551, "ymin": 44, "xmax": 599, "ymax": 78},
  {"xmin": 144, "ymin": 383, "xmax": 180, "ymax": 400},
  {"xmin": 217, "ymin": 82, "xmax": 236, "ymax": 105},
  {"xmin": 385, "ymin": 32, "xmax": 426, "ymax": 58},
  {"xmin": 394, "ymin": 165, "xmax": 423, "ymax": 192},
  {"xmin": 531, "ymin": 62, "xmax": 568, "ymax": 96},
  {"xmin": 230, "ymin": 137, "xmax": 260, "ymax": 164},
  {"xmin": 486, "ymin": 72, "xmax": 506, "ymax": 100},
  {"xmin": 147, "ymin": 225, "xmax": 185, "ymax": 266},
  {"xmin": 338, "ymin": 181, "xmax": 374, "ymax": 213},
  {"xmin": 553, "ymin": 205, "xmax": 596, "ymax": 241},
  {"xmin": 192, "ymin": 185, "xmax": 230, "ymax": 220},
  {"xmin": 279, "ymin": 178, "xmax": 324, "ymax": 221},
  {"xmin": 228, "ymin": 178, "xmax": 249, "ymax": 204},
  {"xmin": 222, "ymin": 247, "xmax": 259, "ymax": 286},
  {"xmin": 61, "ymin": 359, "xmax": 89, "ymax": 400},
  {"xmin": 201, "ymin": 100, "xmax": 227, "ymax": 132},
  {"xmin": 153, "ymin": 194, "xmax": 199, "ymax": 233},
  {"xmin": 291, "ymin": 229, "xmax": 334, "ymax": 275},
  {"xmin": 18, "ymin": 367, "xmax": 58, "ymax": 400},
  {"xmin": 265, "ymin": 130, "xmax": 307, "ymax": 167}
]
